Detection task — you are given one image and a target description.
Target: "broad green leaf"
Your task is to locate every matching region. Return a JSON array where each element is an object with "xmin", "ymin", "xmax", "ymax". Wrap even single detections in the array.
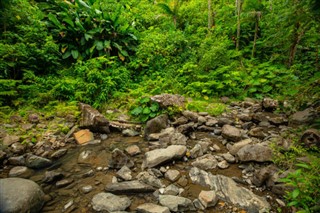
[
  {"xmin": 48, "ymin": 13, "xmax": 65, "ymax": 29},
  {"xmin": 62, "ymin": 51, "xmax": 71, "ymax": 59},
  {"xmin": 141, "ymin": 115, "xmax": 149, "ymax": 122},
  {"xmin": 150, "ymin": 103, "xmax": 159, "ymax": 112},
  {"xmin": 84, "ymin": 33, "xmax": 92, "ymax": 41},
  {"xmin": 296, "ymin": 163, "xmax": 311, "ymax": 170},
  {"xmin": 131, "ymin": 106, "xmax": 142, "ymax": 115},
  {"xmin": 76, "ymin": 0, "xmax": 91, "ymax": 9},
  {"xmin": 143, "ymin": 107, "xmax": 151, "ymax": 114},
  {"xmin": 75, "ymin": 18, "xmax": 85, "ymax": 31},
  {"xmin": 95, "ymin": 41, "xmax": 104, "ymax": 50},
  {"xmin": 140, "ymin": 97, "xmax": 150, "ymax": 104},
  {"xmin": 63, "ymin": 18, "xmax": 74, "ymax": 27},
  {"xmin": 120, "ymin": 49, "xmax": 129, "ymax": 57},
  {"xmin": 292, "ymin": 189, "xmax": 300, "ymax": 199},
  {"xmin": 71, "ymin": 50, "xmax": 79, "ymax": 59},
  {"xmin": 104, "ymin": 40, "xmax": 111, "ymax": 49}
]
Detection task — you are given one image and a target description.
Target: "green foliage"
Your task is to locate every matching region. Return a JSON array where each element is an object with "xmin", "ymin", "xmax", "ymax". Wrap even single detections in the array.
[
  {"xmin": 130, "ymin": 97, "xmax": 161, "ymax": 122},
  {"xmin": 186, "ymin": 99, "xmax": 226, "ymax": 116}
]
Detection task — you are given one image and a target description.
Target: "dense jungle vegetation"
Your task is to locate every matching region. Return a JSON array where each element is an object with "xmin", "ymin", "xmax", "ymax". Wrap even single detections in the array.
[{"xmin": 0, "ymin": 0, "xmax": 319, "ymax": 110}]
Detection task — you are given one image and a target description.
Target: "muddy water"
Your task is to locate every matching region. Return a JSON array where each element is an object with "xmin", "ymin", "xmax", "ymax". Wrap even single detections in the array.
[{"xmin": 2, "ymin": 132, "xmax": 282, "ymax": 212}]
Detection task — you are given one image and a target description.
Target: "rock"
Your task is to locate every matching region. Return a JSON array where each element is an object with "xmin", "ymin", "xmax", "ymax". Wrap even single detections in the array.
[
  {"xmin": 300, "ymin": 129, "xmax": 320, "ymax": 148},
  {"xmin": 81, "ymin": 185, "xmax": 93, "ymax": 194},
  {"xmin": 268, "ymin": 114, "xmax": 288, "ymax": 125},
  {"xmin": 25, "ymin": 154, "xmax": 52, "ymax": 169},
  {"xmin": 137, "ymin": 171, "xmax": 165, "ymax": 188},
  {"xmin": 28, "ymin": 113, "xmax": 40, "ymax": 123},
  {"xmin": 182, "ymin": 110, "xmax": 199, "ymax": 122},
  {"xmin": 136, "ymin": 203, "xmax": 170, "ymax": 213},
  {"xmin": 191, "ymin": 154, "xmax": 218, "ymax": 170},
  {"xmin": 77, "ymin": 149, "xmax": 97, "ymax": 165},
  {"xmin": 205, "ymin": 118, "xmax": 218, "ymax": 127},
  {"xmin": 162, "ymin": 184, "xmax": 180, "ymax": 196},
  {"xmin": 109, "ymin": 148, "xmax": 134, "ymax": 169},
  {"xmin": 252, "ymin": 112, "xmax": 269, "ymax": 123},
  {"xmin": 10, "ymin": 142, "xmax": 25, "ymax": 154},
  {"xmin": 193, "ymin": 199, "xmax": 205, "ymax": 210},
  {"xmin": 169, "ymin": 132, "xmax": 188, "ymax": 145},
  {"xmin": 262, "ymin": 98, "xmax": 278, "ymax": 111},
  {"xmin": 143, "ymin": 145, "xmax": 187, "ymax": 168},
  {"xmin": 3, "ymin": 135, "xmax": 20, "ymax": 146},
  {"xmin": 238, "ymin": 113, "xmax": 252, "ymax": 122},
  {"xmin": 91, "ymin": 192, "xmax": 131, "ymax": 212},
  {"xmin": 190, "ymin": 144, "xmax": 204, "ymax": 159},
  {"xmin": 217, "ymin": 117, "xmax": 233, "ymax": 126},
  {"xmin": 171, "ymin": 116, "xmax": 188, "ymax": 126},
  {"xmin": 165, "ymin": 169, "xmax": 180, "ymax": 182},
  {"xmin": 116, "ymin": 165, "xmax": 132, "ymax": 181},
  {"xmin": 149, "ymin": 127, "xmax": 175, "ymax": 141},
  {"xmin": 50, "ymin": 148, "xmax": 68, "ymax": 159},
  {"xmin": 248, "ymin": 127, "xmax": 268, "ymax": 139},
  {"xmin": 144, "ymin": 114, "xmax": 169, "ymax": 139},
  {"xmin": 56, "ymin": 178, "xmax": 74, "ymax": 188},
  {"xmin": 0, "ymin": 178, "xmax": 44, "ymax": 213},
  {"xmin": 197, "ymin": 125, "xmax": 215, "ymax": 131},
  {"xmin": 189, "ymin": 167, "xmax": 270, "ymax": 212},
  {"xmin": 125, "ymin": 145, "xmax": 141, "ymax": 156},
  {"xmin": 42, "ymin": 170, "xmax": 64, "ymax": 183},
  {"xmin": 198, "ymin": 190, "xmax": 218, "ymax": 208},
  {"xmin": 0, "ymin": 150, "xmax": 6, "ymax": 161},
  {"xmin": 252, "ymin": 165, "xmax": 279, "ymax": 187},
  {"xmin": 217, "ymin": 160, "xmax": 229, "ymax": 169},
  {"xmin": 8, "ymin": 155, "xmax": 26, "ymax": 166},
  {"xmin": 290, "ymin": 108, "xmax": 317, "ymax": 125},
  {"xmin": 221, "ymin": 125, "xmax": 242, "ymax": 142},
  {"xmin": 73, "ymin": 129, "xmax": 94, "ymax": 145},
  {"xmin": 122, "ymin": 129, "xmax": 140, "ymax": 137},
  {"xmin": 176, "ymin": 122, "xmax": 195, "ymax": 134},
  {"xmin": 9, "ymin": 166, "xmax": 34, "ymax": 178},
  {"xmin": 105, "ymin": 180, "xmax": 155, "ymax": 194},
  {"xmin": 79, "ymin": 103, "xmax": 110, "ymax": 133},
  {"xmin": 237, "ymin": 144, "xmax": 273, "ymax": 162},
  {"xmin": 151, "ymin": 94, "xmax": 185, "ymax": 108},
  {"xmin": 198, "ymin": 116, "xmax": 207, "ymax": 125},
  {"xmin": 159, "ymin": 195, "xmax": 195, "ymax": 212},
  {"xmin": 221, "ymin": 152, "xmax": 236, "ymax": 163},
  {"xmin": 228, "ymin": 139, "xmax": 253, "ymax": 155}
]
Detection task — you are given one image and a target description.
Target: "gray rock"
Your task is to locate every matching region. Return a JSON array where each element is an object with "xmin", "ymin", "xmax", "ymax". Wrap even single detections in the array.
[
  {"xmin": 136, "ymin": 203, "xmax": 170, "ymax": 213},
  {"xmin": 144, "ymin": 114, "xmax": 169, "ymax": 139},
  {"xmin": 262, "ymin": 98, "xmax": 278, "ymax": 111},
  {"xmin": 198, "ymin": 190, "xmax": 218, "ymax": 208},
  {"xmin": 228, "ymin": 139, "xmax": 252, "ymax": 155},
  {"xmin": 171, "ymin": 116, "xmax": 188, "ymax": 126},
  {"xmin": 137, "ymin": 171, "xmax": 165, "ymax": 188},
  {"xmin": 182, "ymin": 110, "xmax": 199, "ymax": 122},
  {"xmin": 0, "ymin": 178, "xmax": 44, "ymax": 213},
  {"xmin": 252, "ymin": 165, "xmax": 279, "ymax": 187},
  {"xmin": 248, "ymin": 127, "xmax": 268, "ymax": 139},
  {"xmin": 50, "ymin": 148, "xmax": 68, "ymax": 159},
  {"xmin": 122, "ymin": 129, "xmax": 140, "ymax": 137},
  {"xmin": 162, "ymin": 184, "xmax": 180, "ymax": 196},
  {"xmin": 197, "ymin": 116, "xmax": 207, "ymax": 125},
  {"xmin": 9, "ymin": 166, "xmax": 34, "ymax": 178},
  {"xmin": 0, "ymin": 150, "xmax": 7, "ymax": 161},
  {"xmin": 3, "ymin": 135, "xmax": 20, "ymax": 146},
  {"xmin": 105, "ymin": 180, "xmax": 155, "ymax": 194},
  {"xmin": 8, "ymin": 155, "xmax": 26, "ymax": 166},
  {"xmin": 205, "ymin": 118, "xmax": 218, "ymax": 127},
  {"xmin": 77, "ymin": 149, "xmax": 97, "ymax": 165},
  {"xmin": 189, "ymin": 167, "xmax": 270, "ymax": 212},
  {"xmin": 56, "ymin": 178, "xmax": 74, "ymax": 188},
  {"xmin": 191, "ymin": 154, "xmax": 218, "ymax": 170},
  {"xmin": 79, "ymin": 103, "xmax": 110, "ymax": 133},
  {"xmin": 10, "ymin": 142, "xmax": 25, "ymax": 154},
  {"xmin": 81, "ymin": 185, "xmax": 93, "ymax": 194},
  {"xmin": 221, "ymin": 152, "xmax": 236, "ymax": 163},
  {"xmin": 237, "ymin": 144, "xmax": 273, "ymax": 162},
  {"xmin": 222, "ymin": 125, "xmax": 242, "ymax": 142},
  {"xmin": 190, "ymin": 144, "xmax": 204, "ymax": 159},
  {"xmin": 169, "ymin": 132, "xmax": 188, "ymax": 145},
  {"xmin": 193, "ymin": 199, "xmax": 205, "ymax": 210},
  {"xmin": 151, "ymin": 94, "xmax": 185, "ymax": 108},
  {"xmin": 159, "ymin": 195, "xmax": 195, "ymax": 212},
  {"xmin": 91, "ymin": 192, "xmax": 131, "ymax": 212},
  {"xmin": 143, "ymin": 145, "xmax": 187, "ymax": 168},
  {"xmin": 25, "ymin": 154, "xmax": 52, "ymax": 169},
  {"xmin": 217, "ymin": 160, "xmax": 229, "ymax": 169},
  {"xmin": 116, "ymin": 165, "xmax": 132, "ymax": 181},
  {"xmin": 109, "ymin": 148, "xmax": 134, "ymax": 169},
  {"xmin": 290, "ymin": 108, "xmax": 317, "ymax": 125},
  {"xmin": 238, "ymin": 113, "xmax": 252, "ymax": 122},
  {"xmin": 176, "ymin": 122, "xmax": 195, "ymax": 134},
  {"xmin": 165, "ymin": 169, "xmax": 180, "ymax": 182},
  {"xmin": 125, "ymin": 145, "xmax": 141, "ymax": 156},
  {"xmin": 42, "ymin": 170, "xmax": 64, "ymax": 183}
]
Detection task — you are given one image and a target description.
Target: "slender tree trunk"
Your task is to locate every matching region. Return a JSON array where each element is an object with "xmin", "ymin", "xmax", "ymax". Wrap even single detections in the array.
[
  {"xmin": 252, "ymin": 13, "xmax": 260, "ymax": 58},
  {"xmin": 236, "ymin": 0, "xmax": 241, "ymax": 51},
  {"xmin": 208, "ymin": 0, "xmax": 213, "ymax": 29},
  {"xmin": 288, "ymin": 22, "xmax": 304, "ymax": 67}
]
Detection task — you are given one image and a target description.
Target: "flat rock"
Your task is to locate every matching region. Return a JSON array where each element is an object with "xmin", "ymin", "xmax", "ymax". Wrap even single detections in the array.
[
  {"xmin": 3, "ymin": 135, "xmax": 20, "ymax": 146},
  {"xmin": 237, "ymin": 144, "xmax": 273, "ymax": 162},
  {"xmin": 50, "ymin": 148, "xmax": 68, "ymax": 159},
  {"xmin": 137, "ymin": 171, "xmax": 165, "ymax": 188},
  {"xmin": 136, "ymin": 203, "xmax": 170, "ymax": 213},
  {"xmin": 182, "ymin": 110, "xmax": 199, "ymax": 122},
  {"xmin": 151, "ymin": 94, "xmax": 185, "ymax": 108},
  {"xmin": 125, "ymin": 145, "xmax": 141, "ymax": 156},
  {"xmin": 191, "ymin": 154, "xmax": 218, "ymax": 170},
  {"xmin": 79, "ymin": 103, "xmax": 110, "ymax": 133},
  {"xmin": 91, "ymin": 192, "xmax": 131, "ymax": 212},
  {"xmin": 290, "ymin": 108, "xmax": 317, "ymax": 125},
  {"xmin": 165, "ymin": 169, "xmax": 180, "ymax": 182},
  {"xmin": 222, "ymin": 125, "xmax": 241, "ymax": 142},
  {"xmin": 144, "ymin": 145, "xmax": 187, "ymax": 168},
  {"xmin": 198, "ymin": 190, "xmax": 218, "ymax": 208},
  {"xmin": 105, "ymin": 180, "xmax": 155, "ymax": 194},
  {"xmin": 116, "ymin": 165, "xmax": 132, "ymax": 181},
  {"xmin": 0, "ymin": 178, "xmax": 44, "ymax": 213},
  {"xmin": 144, "ymin": 114, "xmax": 169, "ymax": 139},
  {"xmin": 189, "ymin": 167, "xmax": 270, "ymax": 212},
  {"xmin": 122, "ymin": 129, "xmax": 140, "ymax": 137},
  {"xmin": 9, "ymin": 166, "xmax": 34, "ymax": 178},
  {"xmin": 25, "ymin": 154, "xmax": 52, "ymax": 169},
  {"xmin": 73, "ymin": 129, "xmax": 94, "ymax": 145},
  {"xmin": 228, "ymin": 139, "xmax": 252, "ymax": 155},
  {"xmin": 159, "ymin": 195, "xmax": 195, "ymax": 212},
  {"xmin": 109, "ymin": 148, "xmax": 134, "ymax": 169}
]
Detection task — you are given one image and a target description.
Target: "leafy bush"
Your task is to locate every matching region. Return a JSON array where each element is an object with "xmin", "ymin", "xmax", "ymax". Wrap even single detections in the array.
[{"xmin": 130, "ymin": 97, "xmax": 161, "ymax": 122}]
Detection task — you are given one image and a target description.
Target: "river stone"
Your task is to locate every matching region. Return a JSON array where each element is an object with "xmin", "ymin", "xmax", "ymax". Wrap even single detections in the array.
[
  {"xmin": 171, "ymin": 116, "xmax": 188, "ymax": 126},
  {"xmin": 42, "ymin": 170, "xmax": 64, "ymax": 183},
  {"xmin": 77, "ymin": 149, "xmax": 97, "ymax": 164},
  {"xmin": 0, "ymin": 178, "xmax": 44, "ymax": 213},
  {"xmin": 205, "ymin": 118, "xmax": 218, "ymax": 127},
  {"xmin": 8, "ymin": 155, "xmax": 26, "ymax": 166},
  {"xmin": 248, "ymin": 127, "xmax": 268, "ymax": 139},
  {"xmin": 56, "ymin": 178, "xmax": 74, "ymax": 188},
  {"xmin": 10, "ymin": 142, "xmax": 25, "ymax": 154},
  {"xmin": 105, "ymin": 180, "xmax": 155, "ymax": 194},
  {"xmin": 169, "ymin": 132, "xmax": 188, "ymax": 145},
  {"xmin": 159, "ymin": 195, "xmax": 195, "ymax": 212},
  {"xmin": 252, "ymin": 165, "xmax": 279, "ymax": 187},
  {"xmin": 143, "ymin": 145, "xmax": 187, "ymax": 168},
  {"xmin": 191, "ymin": 154, "xmax": 218, "ymax": 170},
  {"xmin": 262, "ymin": 98, "xmax": 278, "ymax": 111},
  {"xmin": 144, "ymin": 114, "xmax": 169, "ymax": 139},
  {"xmin": 116, "ymin": 165, "xmax": 132, "ymax": 181},
  {"xmin": 136, "ymin": 203, "xmax": 170, "ymax": 213},
  {"xmin": 109, "ymin": 148, "xmax": 134, "ymax": 169},
  {"xmin": 122, "ymin": 129, "xmax": 140, "ymax": 137},
  {"xmin": 182, "ymin": 110, "xmax": 199, "ymax": 122},
  {"xmin": 189, "ymin": 167, "xmax": 270, "ymax": 212},
  {"xmin": 91, "ymin": 192, "xmax": 131, "ymax": 212},
  {"xmin": 50, "ymin": 148, "xmax": 68, "ymax": 159},
  {"xmin": 222, "ymin": 125, "xmax": 241, "ymax": 142},
  {"xmin": 176, "ymin": 122, "xmax": 195, "ymax": 134},
  {"xmin": 162, "ymin": 184, "xmax": 180, "ymax": 196},
  {"xmin": 79, "ymin": 103, "xmax": 110, "ymax": 133},
  {"xmin": 81, "ymin": 185, "xmax": 93, "ymax": 193},
  {"xmin": 74, "ymin": 129, "xmax": 94, "ymax": 145},
  {"xmin": 25, "ymin": 154, "xmax": 52, "ymax": 169},
  {"xmin": 137, "ymin": 171, "xmax": 165, "ymax": 188},
  {"xmin": 151, "ymin": 94, "xmax": 185, "ymax": 108},
  {"xmin": 300, "ymin": 129, "xmax": 320, "ymax": 148},
  {"xmin": 227, "ymin": 139, "xmax": 253, "ymax": 155},
  {"xmin": 221, "ymin": 152, "xmax": 236, "ymax": 163},
  {"xmin": 198, "ymin": 190, "xmax": 218, "ymax": 208},
  {"xmin": 9, "ymin": 166, "xmax": 34, "ymax": 178},
  {"xmin": 3, "ymin": 135, "xmax": 20, "ymax": 146},
  {"xmin": 237, "ymin": 144, "xmax": 273, "ymax": 162},
  {"xmin": 290, "ymin": 107, "xmax": 317, "ymax": 125},
  {"xmin": 125, "ymin": 145, "xmax": 141, "ymax": 156},
  {"xmin": 217, "ymin": 160, "xmax": 229, "ymax": 169},
  {"xmin": 165, "ymin": 169, "xmax": 180, "ymax": 182},
  {"xmin": 0, "ymin": 150, "xmax": 6, "ymax": 161}
]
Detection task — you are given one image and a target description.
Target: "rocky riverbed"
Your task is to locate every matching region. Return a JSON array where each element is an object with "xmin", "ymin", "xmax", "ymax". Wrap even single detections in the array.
[{"xmin": 1, "ymin": 96, "xmax": 319, "ymax": 213}]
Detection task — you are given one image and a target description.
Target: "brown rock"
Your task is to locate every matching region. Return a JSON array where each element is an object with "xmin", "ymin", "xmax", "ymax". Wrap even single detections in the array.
[
  {"xmin": 74, "ymin": 129, "xmax": 94, "ymax": 145},
  {"xmin": 221, "ymin": 125, "xmax": 242, "ymax": 142},
  {"xmin": 301, "ymin": 129, "xmax": 320, "ymax": 148},
  {"xmin": 79, "ymin": 103, "xmax": 110, "ymax": 133}
]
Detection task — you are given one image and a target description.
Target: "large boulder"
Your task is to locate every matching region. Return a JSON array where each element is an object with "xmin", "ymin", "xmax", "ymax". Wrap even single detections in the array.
[
  {"xmin": 237, "ymin": 144, "xmax": 273, "ymax": 162},
  {"xmin": 0, "ymin": 178, "xmax": 44, "ymax": 213},
  {"xmin": 143, "ymin": 145, "xmax": 187, "ymax": 168},
  {"xmin": 221, "ymin": 125, "xmax": 242, "ymax": 142},
  {"xmin": 144, "ymin": 114, "xmax": 169, "ymax": 140},
  {"xmin": 91, "ymin": 192, "xmax": 131, "ymax": 212},
  {"xmin": 79, "ymin": 103, "xmax": 110, "ymax": 133},
  {"xmin": 290, "ymin": 108, "xmax": 318, "ymax": 125},
  {"xmin": 189, "ymin": 167, "xmax": 270, "ymax": 212}
]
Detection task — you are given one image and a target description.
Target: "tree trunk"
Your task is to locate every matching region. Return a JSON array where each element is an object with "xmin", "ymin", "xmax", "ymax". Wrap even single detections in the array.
[
  {"xmin": 252, "ymin": 13, "xmax": 260, "ymax": 58},
  {"xmin": 288, "ymin": 22, "xmax": 304, "ymax": 67},
  {"xmin": 236, "ymin": 0, "xmax": 241, "ymax": 51},
  {"xmin": 208, "ymin": 0, "xmax": 213, "ymax": 29}
]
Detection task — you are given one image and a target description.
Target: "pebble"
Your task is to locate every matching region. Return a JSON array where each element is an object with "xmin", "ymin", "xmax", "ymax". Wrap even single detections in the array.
[{"xmin": 81, "ymin": 185, "xmax": 93, "ymax": 194}]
